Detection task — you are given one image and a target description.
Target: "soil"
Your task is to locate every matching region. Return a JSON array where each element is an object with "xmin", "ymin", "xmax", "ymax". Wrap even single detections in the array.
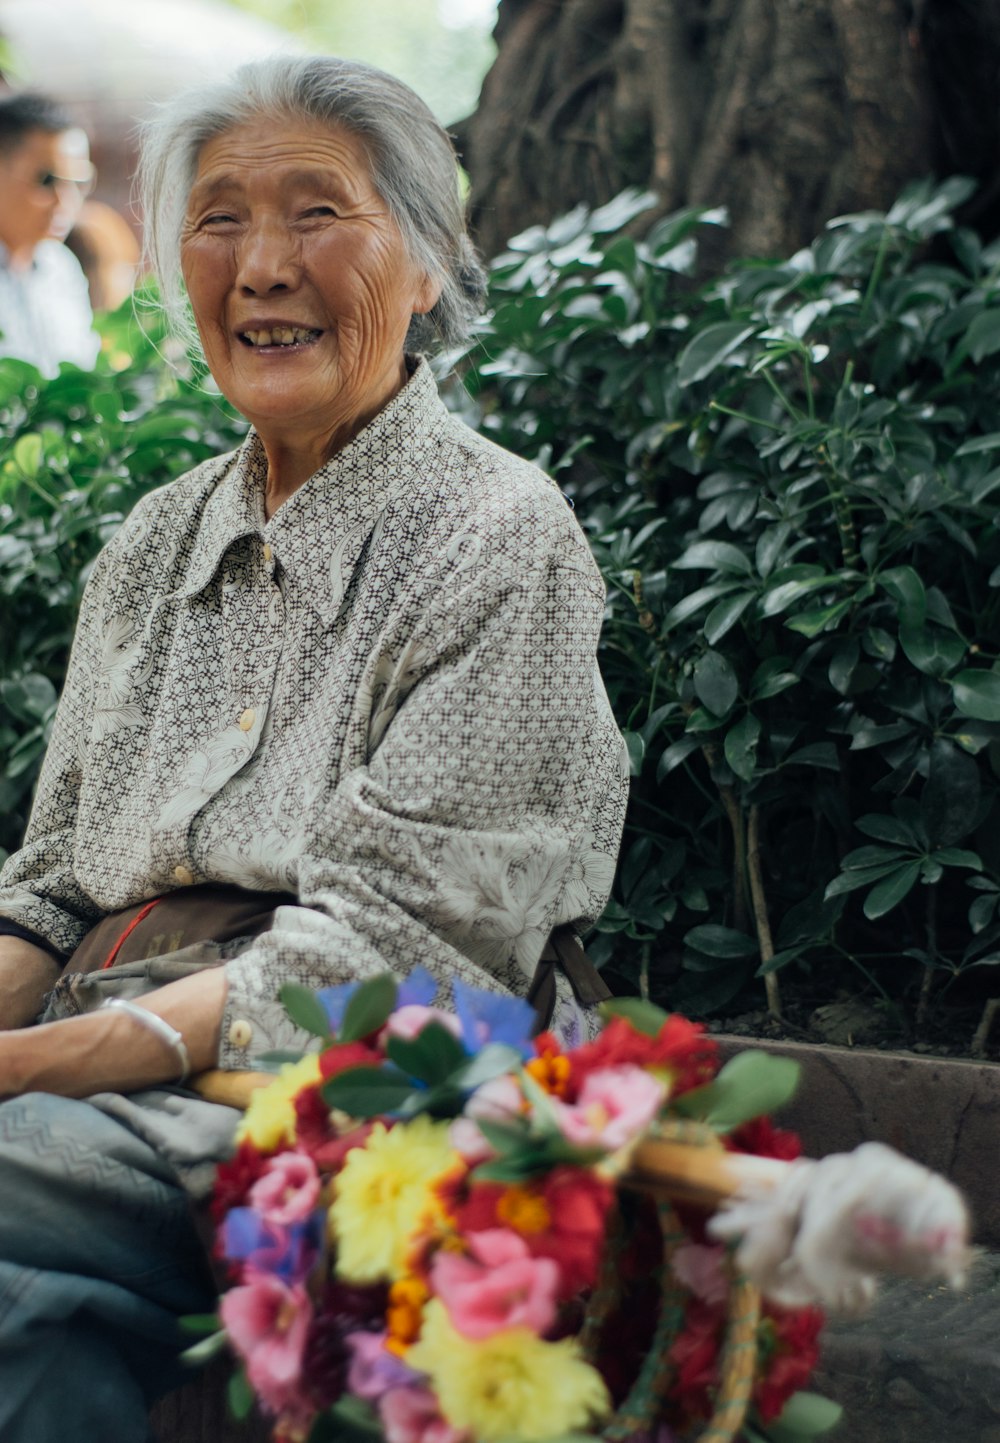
[{"xmin": 702, "ymin": 984, "xmax": 997, "ymax": 1062}]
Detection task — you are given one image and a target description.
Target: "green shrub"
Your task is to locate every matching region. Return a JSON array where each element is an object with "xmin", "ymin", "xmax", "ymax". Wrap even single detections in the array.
[
  {"xmin": 0, "ymin": 296, "xmax": 247, "ymax": 859},
  {"xmin": 451, "ymin": 179, "xmax": 1000, "ymax": 1032}
]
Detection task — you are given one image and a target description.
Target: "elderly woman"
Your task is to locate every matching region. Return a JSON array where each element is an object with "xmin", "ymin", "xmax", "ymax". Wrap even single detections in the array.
[{"xmin": 0, "ymin": 55, "xmax": 626, "ymax": 1440}]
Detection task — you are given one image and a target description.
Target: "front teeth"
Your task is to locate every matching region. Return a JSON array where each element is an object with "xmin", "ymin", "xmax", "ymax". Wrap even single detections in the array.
[{"xmin": 243, "ymin": 326, "xmax": 319, "ymax": 346}]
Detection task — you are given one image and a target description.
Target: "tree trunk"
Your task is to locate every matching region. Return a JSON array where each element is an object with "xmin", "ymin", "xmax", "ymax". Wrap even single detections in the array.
[{"xmin": 459, "ymin": 0, "xmax": 1000, "ymax": 262}]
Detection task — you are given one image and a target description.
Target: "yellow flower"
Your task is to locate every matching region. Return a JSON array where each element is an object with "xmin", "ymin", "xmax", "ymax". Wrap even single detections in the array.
[
  {"xmin": 234, "ymin": 1055, "xmax": 322, "ymax": 1152},
  {"xmin": 408, "ymin": 1299, "xmax": 611, "ymax": 1443},
  {"xmin": 330, "ymin": 1117, "xmax": 458, "ymax": 1282}
]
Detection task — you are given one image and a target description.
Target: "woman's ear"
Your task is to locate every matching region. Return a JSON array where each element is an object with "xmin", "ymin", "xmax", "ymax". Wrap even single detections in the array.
[{"xmin": 412, "ymin": 270, "xmax": 444, "ymax": 317}]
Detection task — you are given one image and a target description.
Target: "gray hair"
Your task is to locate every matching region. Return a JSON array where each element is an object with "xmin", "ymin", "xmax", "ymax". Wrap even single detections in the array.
[{"xmin": 137, "ymin": 55, "xmax": 486, "ymax": 353}]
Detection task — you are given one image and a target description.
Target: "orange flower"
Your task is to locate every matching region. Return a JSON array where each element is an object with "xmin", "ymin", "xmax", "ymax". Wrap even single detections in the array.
[
  {"xmin": 386, "ymin": 1275, "xmax": 429, "ymax": 1355},
  {"xmin": 525, "ymin": 1050, "xmax": 572, "ymax": 1099},
  {"xmin": 496, "ymin": 1184, "xmax": 552, "ymax": 1235}
]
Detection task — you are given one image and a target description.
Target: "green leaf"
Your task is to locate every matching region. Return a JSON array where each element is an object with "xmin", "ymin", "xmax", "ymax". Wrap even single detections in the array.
[
  {"xmin": 724, "ymin": 711, "xmax": 761, "ymax": 781},
  {"xmin": 453, "ymin": 1043, "xmax": 524, "ymax": 1091},
  {"xmin": 684, "ymin": 924, "xmax": 758, "ymax": 959},
  {"xmin": 933, "ymin": 847, "xmax": 982, "ymax": 869},
  {"xmin": 694, "ymin": 650, "xmax": 739, "ymax": 717},
  {"xmin": 899, "ymin": 624, "xmax": 965, "ymax": 678},
  {"xmin": 313, "ymin": 1397, "xmax": 383, "ymax": 1443},
  {"xmin": 227, "ymin": 1370, "xmax": 255, "ymax": 1421},
  {"xmin": 675, "ymin": 1050, "xmax": 800, "ymax": 1130},
  {"xmin": 320, "ymin": 1064, "xmax": 414, "ymax": 1118},
  {"xmin": 879, "ymin": 565, "xmax": 927, "ymax": 626},
  {"xmin": 921, "ymin": 737, "xmax": 980, "ymax": 847},
  {"xmin": 824, "ymin": 863, "xmax": 907, "ymax": 900},
  {"xmin": 677, "ymin": 321, "xmax": 757, "ymax": 386},
  {"xmin": 952, "ymin": 668, "xmax": 1000, "ymax": 721},
  {"xmin": 663, "ymin": 581, "xmax": 743, "ymax": 631},
  {"xmin": 601, "ymin": 995, "xmax": 671, "ymax": 1036},
  {"xmin": 339, "ymin": 973, "xmax": 399, "ymax": 1042},
  {"xmin": 277, "ymin": 983, "xmax": 332, "ymax": 1040},
  {"xmin": 863, "ymin": 860, "xmax": 922, "ymax": 919},
  {"xmin": 656, "ymin": 735, "xmax": 701, "ymax": 779},
  {"xmin": 672, "ymin": 540, "xmax": 754, "ymax": 574},
  {"xmin": 180, "ymin": 1328, "xmax": 229, "ymax": 1367},
  {"xmin": 623, "ymin": 729, "xmax": 645, "ymax": 775},
  {"xmin": 12, "ymin": 433, "xmax": 42, "ymax": 476},
  {"xmin": 767, "ymin": 1390, "xmax": 844, "ymax": 1440},
  {"xmin": 784, "ymin": 599, "xmax": 853, "ymax": 636},
  {"xmin": 704, "ymin": 590, "xmax": 755, "ymax": 644},
  {"xmin": 855, "ymin": 813, "xmax": 920, "ymax": 845},
  {"xmin": 386, "ymin": 1023, "xmax": 470, "ymax": 1086},
  {"xmin": 961, "ymin": 308, "xmax": 1000, "ymax": 363},
  {"xmin": 954, "ymin": 432, "xmax": 1000, "ymax": 457}
]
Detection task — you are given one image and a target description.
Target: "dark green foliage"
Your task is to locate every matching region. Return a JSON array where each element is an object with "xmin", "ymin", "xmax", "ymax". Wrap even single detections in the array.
[
  {"xmin": 0, "ymin": 293, "xmax": 247, "ymax": 859},
  {"xmin": 449, "ymin": 178, "xmax": 1000, "ymax": 1025}
]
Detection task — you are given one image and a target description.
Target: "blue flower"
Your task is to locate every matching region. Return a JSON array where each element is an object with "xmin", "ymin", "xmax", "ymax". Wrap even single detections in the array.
[
  {"xmin": 451, "ymin": 979, "xmax": 535, "ymax": 1059},
  {"xmin": 316, "ymin": 981, "xmax": 358, "ymax": 1032},
  {"xmin": 222, "ymin": 1207, "xmax": 323, "ymax": 1284},
  {"xmin": 397, "ymin": 965, "xmax": 439, "ymax": 1009}
]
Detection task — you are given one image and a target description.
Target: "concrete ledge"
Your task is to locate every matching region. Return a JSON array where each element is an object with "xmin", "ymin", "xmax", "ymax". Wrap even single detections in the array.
[{"xmin": 715, "ymin": 1036, "xmax": 1000, "ymax": 1247}]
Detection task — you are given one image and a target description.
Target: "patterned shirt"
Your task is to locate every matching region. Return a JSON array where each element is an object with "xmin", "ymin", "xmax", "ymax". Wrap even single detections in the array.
[
  {"xmin": 0, "ymin": 239, "xmax": 98, "ymax": 376},
  {"xmin": 0, "ymin": 359, "xmax": 628, "ymax": 1067}
]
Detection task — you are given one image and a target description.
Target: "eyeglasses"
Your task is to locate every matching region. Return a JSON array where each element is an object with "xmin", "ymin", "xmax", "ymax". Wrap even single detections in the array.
[{"xmin": 37, "ymin": 165, "xmax": 95, "ymax": 199}]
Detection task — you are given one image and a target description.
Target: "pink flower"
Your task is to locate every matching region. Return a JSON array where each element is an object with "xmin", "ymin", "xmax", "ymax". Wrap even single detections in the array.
[
  {"xmin": 430, "ymin": 1228, "xmax": 559, "ymax": 1339},
  {"xmin": 220, "ymin": 1271, "xmax": 313, "ymax": 1417},
  {"xmin": 549, "ymin": 1065, "xmax": 666, "ymax": 1152},
  {"xmin": 671, "ymin": 1243, "xmax": 729, "ymax": 1306},
  {"xmin": 248, "ymin": 1153, "xmax": 321, "ymax": 1227},
  {"xmin": 380, "ymin": 1384, "xmax": 469, "ymax": 1443},
  {"xmin": 450, "ymin": 1075, "xmax": 525, "ymax": 1163},
  {"xmin": 385, "ymin": 1006, "xmax": 464, "ymax": 1043}
]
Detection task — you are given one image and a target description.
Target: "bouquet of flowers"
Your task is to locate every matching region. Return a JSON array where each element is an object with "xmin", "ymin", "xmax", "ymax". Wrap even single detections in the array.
[{"xmin": 186, "ymin": 970, "xmax": 843, "ymax": 1443}]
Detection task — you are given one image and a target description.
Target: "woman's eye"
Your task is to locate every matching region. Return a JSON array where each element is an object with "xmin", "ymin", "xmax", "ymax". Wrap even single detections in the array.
[
  {"xmin": 202, "ymin": 212, "xmax": 237, "ymax": 227},
  {"xmin": 302, "ymin": 205, "xmax": 336, "ymax": 218}
]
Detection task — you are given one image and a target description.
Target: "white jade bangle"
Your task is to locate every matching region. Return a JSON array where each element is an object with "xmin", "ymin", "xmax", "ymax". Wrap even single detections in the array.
[{"xmin": 103, "ymin": 997, "xmax": 191, "ymax": 1083}]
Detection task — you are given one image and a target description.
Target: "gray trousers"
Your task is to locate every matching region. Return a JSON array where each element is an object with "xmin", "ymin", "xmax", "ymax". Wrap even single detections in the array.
[{"xmin": 0, "ymin": 1091, "xmax": 217, "ymax": 1442}]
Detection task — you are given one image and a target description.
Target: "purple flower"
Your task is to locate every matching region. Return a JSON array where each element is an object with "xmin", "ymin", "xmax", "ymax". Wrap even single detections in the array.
[
  {"xmin": 451, "ymin": 979, "xmax": 535, "ymax": 1059},
  {"xmin": 346, "ymin": 1330, "xmax": 421, "ymax": 1399}
]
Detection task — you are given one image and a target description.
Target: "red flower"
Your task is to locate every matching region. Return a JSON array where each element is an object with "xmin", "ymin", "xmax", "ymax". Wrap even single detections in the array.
[
  {"xmin": 210, "ymin": 1140, "xmax": 268, "ymax": 1224},
  {"xmin": 294, "ymin": 1086, "xmax": 336, "ymax": 1155},
  {"xmin": 668, "ymin": 1300, "xmax": 723, "ymax": 1420},
  {"xmin": 754, "ymin": 1305, "xmax": 824, "ymax": 1423},
  {"xmin": 319, "ymin": 1041, "xmax": 382, "ymax": 1080},
  {"xmin": 727, "ymin": 1116, "xmax": 803, "ymax": 1162},
  {"xmin": 456, "ymin": 1167, "xmax": 614, "ymax": 1299},
  {"xmin": 567, "ymin": 1016, "xmax": 718, "ymax": 1098}
]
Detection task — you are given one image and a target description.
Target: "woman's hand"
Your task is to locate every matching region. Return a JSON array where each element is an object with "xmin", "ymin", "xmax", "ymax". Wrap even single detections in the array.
[
  {"xmin": 0, "ymin": 965, "xmax": 229, "ymax": 1100},
  {"xmin": 0, "ymin": 937, "xmax": 62, "ymax": 1030}
]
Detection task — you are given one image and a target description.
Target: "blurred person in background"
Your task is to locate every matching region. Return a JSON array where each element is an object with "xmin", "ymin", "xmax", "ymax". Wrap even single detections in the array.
[
  {"xmin": 0, "ymin": 91, "xmax": 99, "ymax": 374},
  {"xmin": 65, "ymin": 198, "xmax": 141, "ymax": 313}
]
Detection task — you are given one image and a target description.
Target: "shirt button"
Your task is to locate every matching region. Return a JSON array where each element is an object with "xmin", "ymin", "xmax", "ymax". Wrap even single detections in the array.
[
  {"xmin": 173, "ymin": 863, "xmax": 194, "ymax": 886},
  {"xmin": 263, "ymin": 543, "xmax": 273, "ymax": 562},
  {"xmin": 228, "ymin": 1019, "xmax": 253, "ymax": 1049},
  {"xmin": 239, "ymin": 708, "xmax": 256, "ymax": 731}
]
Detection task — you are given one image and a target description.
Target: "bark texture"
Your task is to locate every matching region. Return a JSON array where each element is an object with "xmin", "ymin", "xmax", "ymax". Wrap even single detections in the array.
[{"xmin": 459, "ymin": 0, "xmax": 1000, "ymax": 261}]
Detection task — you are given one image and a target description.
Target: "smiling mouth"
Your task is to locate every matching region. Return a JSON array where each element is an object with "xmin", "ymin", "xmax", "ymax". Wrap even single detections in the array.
[{"xmin": 239, "ymin": 326, "xmax": 323, "ymax": 349}]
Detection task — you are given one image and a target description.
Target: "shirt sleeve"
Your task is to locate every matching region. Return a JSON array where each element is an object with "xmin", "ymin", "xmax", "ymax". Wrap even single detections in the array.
[
  {"xmin": 217, "ymin": 541, "xmax": 622, "ymax": 1067},
  {"xmin": 0, "ymin": 544, "xmax": 112, "ymax": 950}
]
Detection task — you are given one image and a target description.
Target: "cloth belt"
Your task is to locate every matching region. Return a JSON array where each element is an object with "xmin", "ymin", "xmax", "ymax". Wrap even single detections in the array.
[{"xmin": 61, "ymin": 885, "xmax": 611, "ymax": 1033}]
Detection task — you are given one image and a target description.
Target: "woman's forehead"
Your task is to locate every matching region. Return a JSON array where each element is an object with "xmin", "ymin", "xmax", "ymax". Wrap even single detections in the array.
[{"xmin": 190, "ymin": 118, "xmax": 377, "ymax": 198}]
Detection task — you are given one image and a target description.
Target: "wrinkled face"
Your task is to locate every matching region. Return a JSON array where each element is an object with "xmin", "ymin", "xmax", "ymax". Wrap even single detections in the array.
[
  {"xmin": 180, "ymin": 118, "xmax": 440, "ymax": 442},
  {"xmin": 0, "ymin": 129, "xmax": 92, "ymax": 260}
]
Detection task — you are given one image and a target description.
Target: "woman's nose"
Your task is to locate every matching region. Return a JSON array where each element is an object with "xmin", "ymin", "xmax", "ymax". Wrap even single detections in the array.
[{"xmin": 235, "ymin": 220, "xmax": 300, "ymax": 294}]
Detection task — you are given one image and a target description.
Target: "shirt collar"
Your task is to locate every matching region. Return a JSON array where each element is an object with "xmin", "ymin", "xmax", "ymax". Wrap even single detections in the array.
[{"xmin": 175, "ymin": 357, "xmax": 447, "ymax": 624}]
